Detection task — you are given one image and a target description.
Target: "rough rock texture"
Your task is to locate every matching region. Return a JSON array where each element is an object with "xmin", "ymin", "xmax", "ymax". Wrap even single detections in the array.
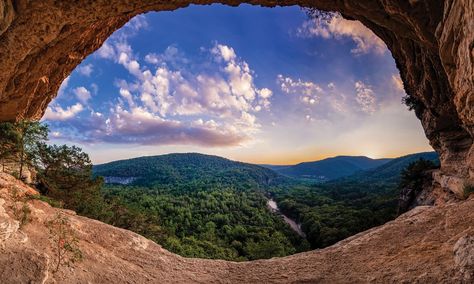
[
  {"xmin": 0, "ymin": 172, "xmax": 473, "ymax": 283},
  {"xmin": 454, "ymin": 236, "xmax": 474, "ymax": 281},
  {"xmin": 0, "ymin": 0, "xmax": 473, "ymax": 194},
  {"xmin": 398, "ymin": 169, "xmax": 459, "ymax": 214}
]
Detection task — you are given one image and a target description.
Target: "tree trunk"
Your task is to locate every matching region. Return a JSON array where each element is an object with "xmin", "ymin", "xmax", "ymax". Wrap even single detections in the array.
[
  {"xmin": 19, "ymin": 150, "xmax": 24, "ymax": 180},
  {"xmin": 19, "ymin": 135, "xmax": 24, "ymax": 180}
]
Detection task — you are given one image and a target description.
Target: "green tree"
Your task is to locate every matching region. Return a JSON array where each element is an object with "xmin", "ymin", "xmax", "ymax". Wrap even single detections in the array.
[
  {"xmin": 13, "ymin": 120, "xmax": 48, "ymax": 179},
  {"xmin": 397, "ymin": 158, "xmax": 438, "ymax": 214},
  {"xmin": 244, "ymin": 232, "xmax": 294, "ymax": 260},
  {"xmin": 36, "ymin": 144, "xmax": 106, "ymax": 219},
  {"xmin": 399, "ymin": 158, "xmax": 437, "ymax": 190}
]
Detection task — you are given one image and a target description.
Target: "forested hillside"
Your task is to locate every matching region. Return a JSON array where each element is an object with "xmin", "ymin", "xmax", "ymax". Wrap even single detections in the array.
[
  {"xmin": 94, "ymin": 153, "xmax": 285, "ymax": 188},
  {"xmin": 337, "ymin": 152, "xmax": 438, "ymax": 183}
]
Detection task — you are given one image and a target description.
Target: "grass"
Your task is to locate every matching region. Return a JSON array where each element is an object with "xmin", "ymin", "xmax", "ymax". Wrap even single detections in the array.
[{"xmin": 29, "ymin": 195, "xmax": 64, "ymax": 208}]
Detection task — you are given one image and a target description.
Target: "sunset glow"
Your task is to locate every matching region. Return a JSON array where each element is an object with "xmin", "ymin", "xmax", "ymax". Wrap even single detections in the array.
[{"xmin": 42, "ymin": 4, "xmax": 433, "ymax": 165}]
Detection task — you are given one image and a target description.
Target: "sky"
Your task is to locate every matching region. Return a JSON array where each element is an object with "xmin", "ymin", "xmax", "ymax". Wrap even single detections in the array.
[{"xmin": 42, "ymin": 4, "xmax": 433, "ymax": 165}]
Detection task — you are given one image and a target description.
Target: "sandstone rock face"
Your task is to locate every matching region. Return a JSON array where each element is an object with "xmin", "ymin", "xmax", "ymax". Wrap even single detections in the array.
[
  {"xmin": 454, "ymin": 236, "xmax": 474, "ymax": 282},
  {"xmin": 0, "ymin": 0, "xmax": 472, "ymax": 194},
  {"xmin": 0, "ymin": 172, "xmax": 473, "ymax": 283},
  {"xmin": 0, "ymin": 198, "xmax": 19, "ymax": 243}
]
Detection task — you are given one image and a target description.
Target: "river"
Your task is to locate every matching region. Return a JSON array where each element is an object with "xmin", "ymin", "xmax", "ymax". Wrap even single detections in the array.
[{"xmin": 267, "ymin": 198, "xmax": 306, "ymax": 238}]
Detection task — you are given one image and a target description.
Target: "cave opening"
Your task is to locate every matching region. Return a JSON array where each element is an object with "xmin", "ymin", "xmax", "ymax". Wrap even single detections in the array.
[
  {"xmin": 0, "ymin": 1, "xmax": 473, "ymax": 282},
  {"xmin": 20, "ymin": 3, "xmax": 440, "ymax": 261}
]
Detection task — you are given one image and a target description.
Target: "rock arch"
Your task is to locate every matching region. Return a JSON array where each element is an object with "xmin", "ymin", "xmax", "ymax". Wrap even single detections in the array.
[{"xmin": 0, "ymin": 0, "xmax": 472, "ymax": 193}]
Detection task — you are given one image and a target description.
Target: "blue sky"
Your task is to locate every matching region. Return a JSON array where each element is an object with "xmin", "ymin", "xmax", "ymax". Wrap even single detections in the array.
[{"xmin": 43, "ymin": 4, "xmax": 432, "ymax": 164}]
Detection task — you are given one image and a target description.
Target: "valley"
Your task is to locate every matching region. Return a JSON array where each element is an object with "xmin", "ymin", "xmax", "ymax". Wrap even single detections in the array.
[{"xmin": 92, "ymin": 151, "xmax": 439, "ymax": 259}]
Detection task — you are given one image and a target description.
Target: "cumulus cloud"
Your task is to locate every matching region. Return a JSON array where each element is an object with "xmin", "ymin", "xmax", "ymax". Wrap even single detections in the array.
[
  {"xmin": 76, "ymin": 64, "xmax": 93, "ymax": 76},
  {"xmin": 56, "ymin": 40, "xmax": 272, "ymax": 147},
  {"xmin": 50, "ymin": 131, "xmax": 62, "ymax": 138},
  {"xmin": 73, "ymin": 87, "xmax": 92, "ymax": 105},
  {"xmin": 212, "ymin": 44, "xmax": 237, "ymax": 62},
  {"xmin": 354, "ymin": 81, "xmax": 377, "ymax": 114},
  {"xmin": 43, "ymin": 103, "xmax": 84, "ymax": 121},
  {"xmin": 298, "ymin": 14, "xmax": 387, "ymax": 55},
  {"xmin": 211, "ymin": 44, "xmax": 273, "ymax": 110},
  {"xmin": 96, "ymin": 106, "xmax": 248, "ymax": 146},
  {"xmin": 55, "ymin": 105, "xmax": 250, "ymax": 147}
]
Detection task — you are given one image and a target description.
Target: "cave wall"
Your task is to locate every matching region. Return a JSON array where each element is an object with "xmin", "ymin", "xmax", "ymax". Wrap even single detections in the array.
[{"xmin": 0, "ymin": 0, "xmax": 472, "ymax": 194}]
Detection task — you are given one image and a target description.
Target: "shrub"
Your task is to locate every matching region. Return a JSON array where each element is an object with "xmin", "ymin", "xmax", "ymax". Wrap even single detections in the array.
[
  {"xmin": 402, "ymin": 94, "xmax": 425, "ymax": 117},
  {"xmin": 45, "ymin": 213, "xmax": 82, "ymax": 273},
  {"xmin": 398, "ymin": 158, "xmax": 438, "ymax": 214},
  {"xmin": 29, "ymin": 195, "xmax": 64, "ymax": 208},
  {"xmin": 399, "ymin": 158, "xmax": 438, "ymax": 190},
  {"xmin": 10, "ymin": 186, "xmax": 32, "ymax": 228},
  {"xmin": 13, "ymin": 202, "xmax": 31, "ymax": 228}
]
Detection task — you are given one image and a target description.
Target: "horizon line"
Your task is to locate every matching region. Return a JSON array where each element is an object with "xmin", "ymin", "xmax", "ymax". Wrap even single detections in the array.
[{"xmin": 92, "ymin": 150, "xmax": 436, "ymax": 166}]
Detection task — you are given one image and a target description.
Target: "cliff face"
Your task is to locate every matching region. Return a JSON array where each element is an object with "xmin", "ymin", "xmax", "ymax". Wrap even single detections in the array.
[
  {"xmin": 0, "ymin": 0, "xmax": 472, "ymax": 196},
  {"xmin": 1, "ymin": 173, "xmax": 474, "ymax": 283}
]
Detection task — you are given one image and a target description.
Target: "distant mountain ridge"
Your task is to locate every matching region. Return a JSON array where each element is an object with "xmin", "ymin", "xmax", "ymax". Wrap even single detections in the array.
[
  {"xmin": 335, "ymin": 151, "xmax": 439, "ymax": 184},
  {"xmin": 94, "ymin": 152, "xmax": 439, "ymax": 187},
  {"xmin": 261, "ymin": 156, "xmax": 392, "ymax": 181}
]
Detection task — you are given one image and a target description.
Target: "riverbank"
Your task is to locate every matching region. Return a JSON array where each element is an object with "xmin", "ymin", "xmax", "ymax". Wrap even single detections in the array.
[{"xmin": 267, "ymin": 198, "xmax": 306, "ymax": 238}]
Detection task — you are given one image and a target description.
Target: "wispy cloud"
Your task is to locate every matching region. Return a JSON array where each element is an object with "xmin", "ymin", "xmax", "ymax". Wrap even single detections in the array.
[
  {"xmin": 276, "ymin": 74, "xmax": 381, "ymax": 119},
  {"xmin": 297, "ymin": 14, "xmax": 387, "ymax": 55},
  {"xmin": 391, "ymin": 74, "xmax": 404, "ymax": 92},
  {"xmin": 354, "ymin": 81, "xmax": 377, "ymax": 114},
  {"xmin": 277, "ymin": 74, "xmax": 323, "ymax": 105},
  {"xmin": 144, "ymin": 45, "xmax": 189, "ymax": 67}
]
